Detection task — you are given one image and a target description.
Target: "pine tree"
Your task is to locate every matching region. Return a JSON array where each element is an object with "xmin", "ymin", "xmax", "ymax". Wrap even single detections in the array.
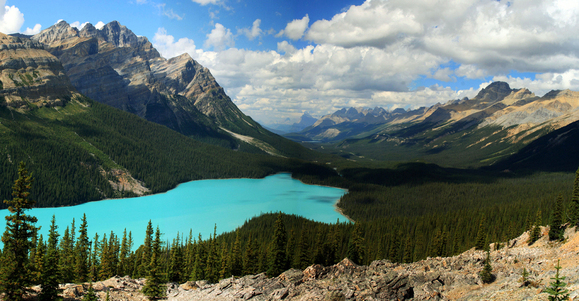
[
  {"xmin": 59, "ymin": 225, "xmax": 74, "ymax": 283},
  {"xmin": 388, "ymin": 229, "xmax": 401, "ymax": 261},
  {"xmin": 294, "ymin": 230, "xmax": 311, "ymax": 269},
  {"xmin": 218, "ymin": 242, "xmax": 231, "ymax": 279},
  {"xmin": 168, "ymin": 233, "xmax": 184, "ymax": 283},
  {"xmin": 39, "ymin": 215, "xmax": 61, "ymax": 301},
  {"xmin": 267, "ymin": 213, "xmax": 288, "ymax": 277},
  {"xmin": 33, "ymin": 235, "xmax": 46, "ymax": 284},
  {"xmin": 347, "ymin": 223, "xmax": 365, "ymax": 265},
  {"xmin": 82, "ymin": 282, "xmax": 98, "ymax": 301},
  {"xmin": 402, "ymin": 235, "xmax": 413, "ymax": 263},
  {"xmin": 529, "ymin": 210, "xmax": 542, "ymax": 245},
  {"xmin": 479, "ymin": 250, "xmax": 494, "ymax": 284},
  {"xmin": 570, "ymin": 168, "xmax": 579, "ymax": 226},
  {"xmin": 139, "ymin": 220, "xmax": 154, "ymax": 278},
  {"xmin": 190, "ymin": 234, "xmax": 206, "ymax": 281},
  {"xmin": 118, "ymin": 229, "xmax": 130, "ymax": 276},
  {"xmin": 142, "ymin": 226, "xmax": 166, "ymax": 300},
  {"xmin": 89, "ymin": 233, "xmax": 100, "ymax": 281},
  {"xmin": 242, "ymin": 235, "xmax": 257, "ymax": 275},
  {"xmin": 204, "ymin": 226, "xmax": 220, "ymax": 283},
  {"xmin": 549, "ymin": 195, "xmax": 565, "ymax": 241},
  {"xmin": 0, "ymin": 162, "xmax": 39, "ymax": 301},
  {"xmin": 74, "ymin": 214, "xmax": 90, "ymax": 282},
  {"xmin": 545, "ymin": 259, "xmax": 570, "ymax": 301},
  {"xmin": 230, "ymin": 231, "xmax": 242, "ymax": 276},
  {"xmin": 475, "ymin": 216, "xmax": 487, "ymax": 250},
  {"xmin": 184, "ymin": 230, "xmax": 195, "ymax": 278}
]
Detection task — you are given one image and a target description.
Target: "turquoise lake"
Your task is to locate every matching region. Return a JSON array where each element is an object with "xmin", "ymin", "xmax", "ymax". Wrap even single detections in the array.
[{"xmin": 0, "ymin": 173, "xmax": 348, "ymax": 246}]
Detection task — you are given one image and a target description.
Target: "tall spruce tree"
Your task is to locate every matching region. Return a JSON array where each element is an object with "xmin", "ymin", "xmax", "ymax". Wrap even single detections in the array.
[
  {"xmin": 74, "ymin": 214, "xmax": 90, "ymax": 282},
  {"xmin": 475, "ymin": 215, "xmax": 487, "ymax": 250},
  {"xmin": 549, "ymin": 195, "xmax": 565, "ymax": 241},
  {"xmin": 230, "ymin": 231, "xmax": 242, "ymax": 276},
  {"xmin": 0, "ymin": 162, "xmax": 39, "ymax": 301},
  {"xmin": 570, "ymin": 168, "xmax": 579, "ymax": 226},
  {"xmin": 347, "ymin": 222, "xmax": 365, "ymax": 265},
  {"xmin": 529, "ymin": 210, "xmax": 542, "ymax": 245},
  {"xmin": 191, "ymin": 234, "xmax": 206, "ymax": 281},
  {"xmin": 168, "ymin": 233, "xmax": 184, "ymax": 283},
  {"xmin": 139, "ymin": 220, "xmax": 154, "ymax": 278},
  {"xmin": 39, "ymin": 216, "xmax": 60, "ymax": 301},
  {"xmin": 267, "ymin": 213, "xmax": 288, "ymax": 277},
  {"xmin": 89, "ymin": 233, "xmax": 99, "ymax": 281},
  {"xmin": 58, "ymin": 226, "xmax": 74, "ymax": 283},
  {"xmin": 242, "ymin": 235, "xmax": 257, "ymax": 276},
  {"xmin": 142, "ymin": 227, "xmax": 165, "ymax": 299},
  {"xmin": 118, "ymin": 229, "xmax": 130, "ymax": 276},
  {"xmin": 33, "ymin": 235, "xmax": 46, "ymax": 284}
]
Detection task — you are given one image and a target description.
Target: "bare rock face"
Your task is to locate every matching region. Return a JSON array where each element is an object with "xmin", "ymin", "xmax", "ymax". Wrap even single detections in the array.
[
  {"xmin": 0, "ymin": 32, "xmax": 76, "ymax": 109},
  {"xmin": 29, "ymin": 228, "xmax": 579, "ymax": 301},
  {"xmin": 31, "ymin": 20, "xmax": 251, "ymax": 140}
]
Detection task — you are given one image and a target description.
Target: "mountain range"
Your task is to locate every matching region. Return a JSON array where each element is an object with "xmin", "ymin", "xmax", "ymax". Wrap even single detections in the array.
[
  {"xmin": 0, "ymin": 30, "xmax": 334, "ymax": 208},
  {"xmin": 288, "ymin": 82, "xmax": 579, "ymax": 168},
  {"xmin": 29, "ymin": 20, "xmax": 318, "ymax": 158}
]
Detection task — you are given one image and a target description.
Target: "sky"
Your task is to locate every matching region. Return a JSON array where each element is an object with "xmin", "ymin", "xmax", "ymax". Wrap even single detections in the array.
[{"xmin": 4, "ymin": 0, "xmax": 579, "ymax": 125}]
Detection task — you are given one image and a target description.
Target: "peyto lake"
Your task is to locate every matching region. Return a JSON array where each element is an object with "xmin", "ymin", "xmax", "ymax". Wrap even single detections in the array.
[{"xmin": 0, "ymin": 173, "xmax": 348, "ymax": 246}]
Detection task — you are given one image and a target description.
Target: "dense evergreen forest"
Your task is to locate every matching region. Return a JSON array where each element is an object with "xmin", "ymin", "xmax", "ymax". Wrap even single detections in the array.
[
  {"xmin": 1, "ymin": 161, "xmax": 577, "ymax": 300},
  {"xmin": 0, "ymin": 95, "xmax": 336, "ymax": 209}
]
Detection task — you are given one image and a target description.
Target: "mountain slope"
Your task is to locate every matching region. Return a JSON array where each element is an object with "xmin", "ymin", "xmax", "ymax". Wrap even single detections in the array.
[
  {"xmin": 491, "ymin": 119, "xmax": 579, "ymax": 172},
  {"xmin": 30, "ymin": 21, "xmax": 323, "ymax": 160},
  {"xmin": 298, "ymin": 82, "xmax": 579, "ymax": 168},
  {"xmin": 0, "ymin": 32, "xmax": 336, "ymax": 208}
]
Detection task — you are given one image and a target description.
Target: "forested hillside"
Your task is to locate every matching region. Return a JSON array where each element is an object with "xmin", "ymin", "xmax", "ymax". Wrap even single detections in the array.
[{"xmin": 0, "ymin": 94, "xmax": 338, "ymax": 209}]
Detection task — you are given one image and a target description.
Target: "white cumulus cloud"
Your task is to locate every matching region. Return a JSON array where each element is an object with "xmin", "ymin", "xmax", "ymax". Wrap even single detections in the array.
[
  {"xmin": 204, "ymin": 23, "xmax": 234, "ymax": 50},
  {"xmin": 0, "ymin": 2, "xmax": 24, "ymax": 34},
  {"xmin": 153, "ymin": 27, "xmax": 203, "ymax": 59},
  {"xmin": 95, "ymin": 21, "xmax": 105, "ymax": 30},
  {"xmin": 23, "ymin": 23, "xmax": 41, "ymax": 35},
  {"xmin": 239, "ymin": 19, "xmax": 263, "ymax": 41},
  {"xmin": 277, "ymin": 14, "xmax": 309, "ymax": 40},
  {"xmin": 191, "ymin": 0, "xmax": 220, "ymax": 5},
  {"xmin": 150, "ymin": 0, "xmax": 579, "ymax": 124}
]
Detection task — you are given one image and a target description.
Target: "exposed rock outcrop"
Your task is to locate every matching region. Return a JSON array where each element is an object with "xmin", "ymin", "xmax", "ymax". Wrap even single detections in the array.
[
  {"xmin": 29, "ymin": 227, "xmax": 579, "ymax": 301},
  {"xmin": 0, "ymin": 32, "xmax": 76, "ymax": 108},
  {"xmin": 31, "ymin": 21, "xmax": 255, "ymax": 142}
]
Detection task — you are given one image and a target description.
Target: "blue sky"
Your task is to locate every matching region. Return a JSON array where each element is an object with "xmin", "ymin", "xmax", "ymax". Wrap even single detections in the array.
[{"xmin": 4, "ymin": 0, "xmax": 579, "ymax": 125}]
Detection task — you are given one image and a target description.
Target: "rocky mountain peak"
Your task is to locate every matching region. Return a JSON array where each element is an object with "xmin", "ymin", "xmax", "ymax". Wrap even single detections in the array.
[
  {"xmin": 32, "ymin": 20, "xmax": 79, "ymax": 46},
  {"xmin": 78, "ymin": 23, "xmax": 97, "ymax": 38},
  {"xmin": 97, "ymin": 21, "xmax": 139, "ymax": 48},
  {"xmin": 474, "ymin": 81, "xmax": 513, "ymax": 103}
]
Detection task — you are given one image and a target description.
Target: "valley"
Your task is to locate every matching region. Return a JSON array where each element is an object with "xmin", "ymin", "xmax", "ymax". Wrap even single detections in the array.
[{"xmin": 0, "ymin": 15, "xmax": 578, "ymax": 301}]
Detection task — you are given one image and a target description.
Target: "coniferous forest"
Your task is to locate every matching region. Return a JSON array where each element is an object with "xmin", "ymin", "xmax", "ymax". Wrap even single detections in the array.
[{"xmin": 1, "ymin": 161, "xmax": 578, "ymax": 300}]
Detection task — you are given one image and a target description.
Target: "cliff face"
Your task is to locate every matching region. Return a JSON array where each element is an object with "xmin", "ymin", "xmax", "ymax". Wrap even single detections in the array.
[
  {"xmin": 31, "ymin": 21, "xmax": 251, "ymax": 141},
  {"xmin": 0, "ymin": 32, "xmax": 76, "ymax": 108},
  {"xmin": 47, "ymin": 227, "xmax": 579, "ymax": 301}
]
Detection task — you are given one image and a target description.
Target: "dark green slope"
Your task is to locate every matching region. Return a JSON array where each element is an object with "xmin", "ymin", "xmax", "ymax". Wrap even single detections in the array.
[
  {"xmin": 0, "ymin": 95, "xmax": 337, "ymax": 209},
  {"xmin": 491, "ymin": 120, "xmax": 579, "ymax": 172}
]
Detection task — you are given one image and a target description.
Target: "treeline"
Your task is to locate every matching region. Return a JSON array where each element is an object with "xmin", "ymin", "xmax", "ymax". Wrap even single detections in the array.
[
  {"xmin": 2, "ymin": 162, "xmax": 579, "ymax": 301},
  {"xmin": 0, "ymin": 95, "xmax": 340, "ymax": 209}
]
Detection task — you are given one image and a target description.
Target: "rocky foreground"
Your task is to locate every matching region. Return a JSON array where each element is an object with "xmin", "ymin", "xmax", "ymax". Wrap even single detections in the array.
[{"xmin": 23, "ymin": 227, "xmax": 579, "ymax": 300}]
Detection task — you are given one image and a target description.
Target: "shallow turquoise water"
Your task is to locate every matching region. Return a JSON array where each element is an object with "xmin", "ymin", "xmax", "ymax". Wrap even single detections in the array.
[{"xmin": 0, "ymin": 173, "xmax": 347, "ymax": 246}]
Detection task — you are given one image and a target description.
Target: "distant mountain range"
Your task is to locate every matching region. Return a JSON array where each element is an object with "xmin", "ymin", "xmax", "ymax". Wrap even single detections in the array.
[
  {"xmin": 287, "ymin": 82, "xmax": 579, "ymax": 168},
  {"xmin": 264, "ymin": 112, "xmax": 317, "ymax": 134}
]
